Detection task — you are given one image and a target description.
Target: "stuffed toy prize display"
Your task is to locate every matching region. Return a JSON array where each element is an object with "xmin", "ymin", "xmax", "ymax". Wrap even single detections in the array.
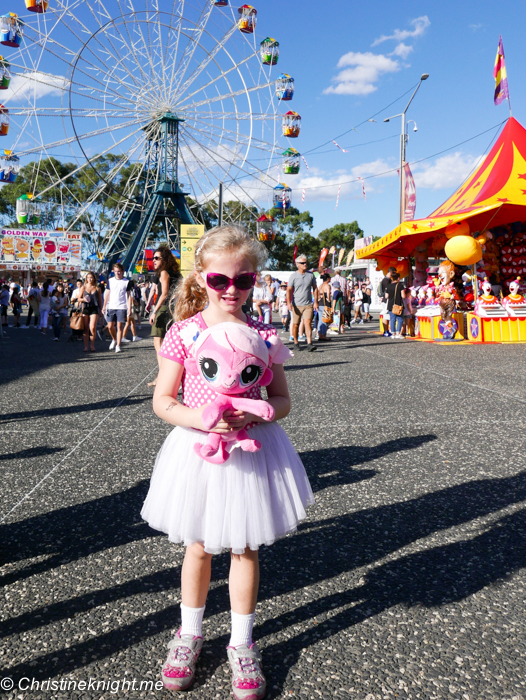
[{"xmin": 184, "ymin": 322, "xmax": 292, "ymax": 464}]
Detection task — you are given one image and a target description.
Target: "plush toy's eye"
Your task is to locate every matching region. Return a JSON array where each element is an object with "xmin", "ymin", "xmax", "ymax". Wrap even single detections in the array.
[
  {"xmin": 200, "ymin": 357, "xmax": 219, "ymax": 382},
  {"xmin": 240, "ymin": 364, "xmax": 262, "ymax": 387}
]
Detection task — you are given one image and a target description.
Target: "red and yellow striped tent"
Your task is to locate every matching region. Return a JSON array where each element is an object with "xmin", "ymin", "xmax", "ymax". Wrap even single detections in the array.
[{"xmin": 356, "ymin": 117, "xmax": 526, "ymax": 260}]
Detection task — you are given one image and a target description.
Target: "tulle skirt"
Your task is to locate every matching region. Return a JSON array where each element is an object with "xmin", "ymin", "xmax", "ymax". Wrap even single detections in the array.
[{"xmin": 141, "ymin": 422, "xmax": 314, "ymax": 554}]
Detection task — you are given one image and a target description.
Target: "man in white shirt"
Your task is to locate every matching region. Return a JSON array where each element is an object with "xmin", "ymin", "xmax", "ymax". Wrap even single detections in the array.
[{"xmin": 102, "ymin": 263, "xmax": 130, "ymax": 353}]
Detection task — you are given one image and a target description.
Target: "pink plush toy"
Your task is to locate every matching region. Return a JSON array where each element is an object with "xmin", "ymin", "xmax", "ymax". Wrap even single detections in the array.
[{"xmin": 184, "ymin": 322, "xmax": 292, "ymax": 464}]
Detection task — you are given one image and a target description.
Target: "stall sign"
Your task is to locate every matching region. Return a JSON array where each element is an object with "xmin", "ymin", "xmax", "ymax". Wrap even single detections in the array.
[
  {"xmin": 0, "ymin": 229, "xmax": 82, "ymax": 266},
  {"xmin": 180, "ymin": 224, "xmax": 205, "ymax": 276}
]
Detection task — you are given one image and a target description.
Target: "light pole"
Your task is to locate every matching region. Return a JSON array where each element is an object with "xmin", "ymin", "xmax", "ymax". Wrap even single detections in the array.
[{"xmin": 384, "ymin": 73, "xmax": 429, "ymax": 224}]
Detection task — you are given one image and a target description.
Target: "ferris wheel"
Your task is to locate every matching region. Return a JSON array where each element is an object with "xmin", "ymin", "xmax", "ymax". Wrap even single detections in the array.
[{"xmin": 0, "ymin": 0, "xmax": 296, "ymax": 270}]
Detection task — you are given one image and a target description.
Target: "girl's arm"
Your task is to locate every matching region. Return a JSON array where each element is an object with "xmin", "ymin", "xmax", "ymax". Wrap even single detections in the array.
[{"xmin": 153, "ymin": 357, "xmax": 231, "ymax": 433}]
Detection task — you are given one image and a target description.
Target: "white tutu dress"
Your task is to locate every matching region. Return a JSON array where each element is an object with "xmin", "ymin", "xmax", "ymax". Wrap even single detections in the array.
[{"xmin": 141, "ymin": 313, "xmax": 314, "ymax": 555}]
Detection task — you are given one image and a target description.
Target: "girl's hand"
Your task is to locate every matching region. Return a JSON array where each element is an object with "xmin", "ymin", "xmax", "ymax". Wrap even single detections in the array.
[{"xmin": 209, "ymin": 408, "xmax": 246, "ymax": 433}]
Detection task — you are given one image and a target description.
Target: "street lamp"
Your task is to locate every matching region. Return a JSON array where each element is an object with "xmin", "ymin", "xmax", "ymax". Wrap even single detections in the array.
[{"xmin": 384, "ymin": 73, "xmax": 429, "ymax": 224}]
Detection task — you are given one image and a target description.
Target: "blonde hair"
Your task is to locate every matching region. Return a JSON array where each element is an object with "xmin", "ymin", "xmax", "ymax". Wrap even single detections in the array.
[{"xmin": 172, "ymin": 225, "xmax": 268, "ymax": 322}]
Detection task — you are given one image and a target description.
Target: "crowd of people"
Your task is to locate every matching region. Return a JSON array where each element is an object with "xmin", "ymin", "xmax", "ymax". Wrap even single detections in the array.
[
  {"xmin": 0, "ymin": 245, "xmax": 182, "ymax": 356},
  {"xmin": 248, "ymin": 259, "xmax": 375, "ymax": 352}
]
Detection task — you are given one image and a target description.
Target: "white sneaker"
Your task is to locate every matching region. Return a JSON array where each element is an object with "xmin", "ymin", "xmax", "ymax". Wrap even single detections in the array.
[
  {"xmin": 132, "ymin": 335, "xmax": 141, "ymax": 342},
  {"xmin": 115, "ymin": 345, "xmax": 121, "ymax": 353},
  {"xmin": 121, "ymin": 337, "xmax": 131, "ymax": 343},
  {"xmin": 109, "ymin": 340, "xmax": 116, "ymax": 350},
  {"xmin": 359, "ymin": 319, "xmax": 364, "ymax": 324},
  {"xmin": 350, "ymin": 319, "xmax": 356, "ymax": 324}
]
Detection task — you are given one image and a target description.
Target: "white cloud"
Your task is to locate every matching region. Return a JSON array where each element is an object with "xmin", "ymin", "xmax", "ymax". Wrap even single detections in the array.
[
  {"xmin": 350, "ymin": 158, "xmax": 395, "ymax": 179},
  {"xmin": 372, "ymin": 16, "xmax": 430, "ymax": 46},
  {"xmin": 413, "ymin": 152, "xmax": 483, "ymax": 190},
  {"xmin": 4, "ymin": 71, "xmax": 69, "ymax": 103},
  {"xmin": 323, "ymin": 52, "xmax": 399, "ymax": 96},
  {"xmin": 469, "ymin": 23, "xmax": 483, "ymax": 32},
  {"xmin": 391, "ymin": 42, "xmax": 413, "ymax": 60}
]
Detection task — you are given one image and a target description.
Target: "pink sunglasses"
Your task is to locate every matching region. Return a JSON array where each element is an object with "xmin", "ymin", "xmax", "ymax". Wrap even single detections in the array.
[{"xmin": 206, "ymin": 272, "xmax": 257, "ymax": 291}]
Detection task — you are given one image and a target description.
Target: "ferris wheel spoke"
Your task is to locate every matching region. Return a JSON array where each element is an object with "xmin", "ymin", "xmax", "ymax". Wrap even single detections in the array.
[
  {"xmin": 111, "ymin": 0, "xmax": 161, "ymax": 92},
  {"xmin": 8, "ymin": 107, "xmax": 141, "ymax": 119},
  {"xmin": 19, "ymin": 34, "xmax": 143, "ymax": 109},
  {"xmin": 176, "ymin": 45, "xmax": 260, "ymax": 107},
  {"xmin": 23, "ymin": 12, "xmax": 144, "ymax": 104},
  {"xmin": 180, "ymin": 136, "xmax": 223, "ymax": 194},
  {"xmin": 181, "ymin": 80, "xmax": 277, "ymax": 111},
  {"xmin": 183, "ymin": 111, "xmax": 280, "ymax": 121},
  {"xmin": 51, "ymin": 0, "xmax": 146, "ymax": 92},
  {"xmin": 182, "ymin": 131, "xmax": 265, "ymax": 210},
  {"xmin": 184, "ymin": 127, "xmax": 277, "ymax": 184},
  {"xmin": 31, "ymin": 122, "xmax": 148, "ymax": 198},
  {"xmin": 185, "ymin": 118, "xmax": 278, "ymax": 153},
  {"xmin": 15, "ymin": 117, "xmax": 146, "ymax": 157},
  {"xmin": 178, "ymin": 143, "xmax": 220, "ymax": 219},
  {"xmin": 168, "ymin": 0, "xmax": 215, "ymax": 97},
  {"xmin": 173, "ymin": 23, "xmax": 239, "ymax": 101},
  {"xmin": 7, "ymin": 58, "xmax": 141, "ymax": 112}
]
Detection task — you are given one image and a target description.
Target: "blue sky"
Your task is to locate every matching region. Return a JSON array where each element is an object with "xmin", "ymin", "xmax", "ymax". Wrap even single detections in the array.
[
  {"xmin": 3, "ymin": 0, "xmax": 525, "ymax": 243},
  {"xmin": 254, "ymin": 0, "xmax": 525, "ymax": 238}
]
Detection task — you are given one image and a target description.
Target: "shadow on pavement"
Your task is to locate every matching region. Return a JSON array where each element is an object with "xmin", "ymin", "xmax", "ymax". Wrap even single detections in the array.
[
  {"xmin": 0, "ymin": 396, "xmax": 151, "ymax": 424},
  {"xmin": 2, "ymin": 444, "xmax": 525, "ymax": 686},
  {"xmin": 0, "ymin": 446, "xmax": 65, "ymax": 461}
]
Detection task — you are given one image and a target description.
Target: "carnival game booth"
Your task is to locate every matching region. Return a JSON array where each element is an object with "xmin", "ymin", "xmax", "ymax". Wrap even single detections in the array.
[{"xmin": 356, "ymin": 117, "xmax": 526, "ymax": 343}]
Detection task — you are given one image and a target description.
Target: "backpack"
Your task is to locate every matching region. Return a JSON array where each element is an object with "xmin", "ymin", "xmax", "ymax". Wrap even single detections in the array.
[{"xmin": 133, "ymin": 285, "xmax": 142, "ymax": 303}]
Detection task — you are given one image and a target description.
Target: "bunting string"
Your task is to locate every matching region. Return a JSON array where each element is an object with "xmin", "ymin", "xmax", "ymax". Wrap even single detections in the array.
[
  {"xmin": 302, "ymin": 188, "xmax": 305, "ymax": 202},
  {"xmin": 301, "ymin": 155, "xmax": 310, "ymax": 170},
  {"xmin": 335, "ymin": 184, "xmax": 341, "ymax": 210}
]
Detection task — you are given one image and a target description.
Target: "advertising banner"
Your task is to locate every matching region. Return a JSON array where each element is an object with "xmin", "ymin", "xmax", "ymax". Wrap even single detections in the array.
[
  {"xmin": 0, "ymin": 229, "xmax": 82, "ymax": 269},
  {"xmin": 180, "ymin": 224, "xmax": 205, "ymax": 276}
]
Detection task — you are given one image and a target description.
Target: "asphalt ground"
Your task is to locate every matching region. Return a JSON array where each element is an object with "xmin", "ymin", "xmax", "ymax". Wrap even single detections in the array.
[{"xmin": 0, "ymin": 315, "xmax": 525, "ymax": 700}]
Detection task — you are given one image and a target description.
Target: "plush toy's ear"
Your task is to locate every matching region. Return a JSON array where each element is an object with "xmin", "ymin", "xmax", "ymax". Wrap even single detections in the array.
[
  {"xmin": 184, "ymin": 357, "xmax": 199, "ymax": 376},
  {"xmin": 260, "ymin": 368, "xmax": 274, "ymax": 386},
  {"xmin": 266, "ymin": 334, "xmax": 293, "ymax": 365}
]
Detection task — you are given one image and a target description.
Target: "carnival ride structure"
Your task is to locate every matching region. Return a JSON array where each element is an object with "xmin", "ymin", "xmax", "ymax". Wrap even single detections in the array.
[{"xmin": 0, "ymin": 0, "xmax": 302, "ymax": 272}]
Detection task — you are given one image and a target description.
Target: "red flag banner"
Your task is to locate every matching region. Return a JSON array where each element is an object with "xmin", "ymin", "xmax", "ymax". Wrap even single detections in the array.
[
  {"xmin": 318, "ymin": 248, "xmax": 328, "ymax": 268},
  {"xmin": 403, "ymin": 163, "xmax": 416, "ymax": 221},
  {"xmin": 293, "ymin": 244, "xmax": 298, "ymax": 262}
]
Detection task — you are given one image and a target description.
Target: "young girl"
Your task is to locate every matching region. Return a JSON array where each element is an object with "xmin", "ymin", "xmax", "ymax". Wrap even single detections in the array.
[{"xmin": 141, "ymin": 226, "xmax": 314, "ymax": 699}]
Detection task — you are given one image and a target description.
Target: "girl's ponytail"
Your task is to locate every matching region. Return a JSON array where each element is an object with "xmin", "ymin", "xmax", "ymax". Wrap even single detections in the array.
[{"xmin": 172, "ymin": 273, "xmax": 207, "ymax": 321}]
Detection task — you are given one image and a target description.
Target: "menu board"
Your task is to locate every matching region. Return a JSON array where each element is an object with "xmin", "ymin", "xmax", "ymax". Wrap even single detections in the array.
[{"xmin": 0, "ymin": 229, "xmax": 82, "ymax": 270}]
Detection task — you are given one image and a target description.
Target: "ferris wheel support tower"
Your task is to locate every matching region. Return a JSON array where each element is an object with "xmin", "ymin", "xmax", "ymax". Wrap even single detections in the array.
[{"xmin": 105, "ymin": 112, "xmax": 195, "ymax": 273}]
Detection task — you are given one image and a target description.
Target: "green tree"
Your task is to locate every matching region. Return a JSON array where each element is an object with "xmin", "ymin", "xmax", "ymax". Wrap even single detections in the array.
[
  {"xmin": 317, "ymin": 221, "xmax": 364, "ymax": 251},
  {"xmin": 263, "ymin": 206, "xmax": 316, "ymax": 270}
]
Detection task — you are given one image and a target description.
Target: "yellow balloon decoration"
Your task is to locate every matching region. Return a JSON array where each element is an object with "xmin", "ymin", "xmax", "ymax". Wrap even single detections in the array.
[
  {"xmin": 395, "ymin": 259, "xmax": 409, "ymax": 277},
  {"xmin": 444, "ymin": 235, "xmax": 483, "ymax": 266},
  {"xmin": 445, "ymin": 221, "xmax": 470, "ymax": 239}
]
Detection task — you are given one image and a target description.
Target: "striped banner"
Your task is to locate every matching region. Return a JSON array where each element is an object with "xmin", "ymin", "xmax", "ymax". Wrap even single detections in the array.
[
  {"xmin": 357, "ymin": 177, "xmax": 366, "ymax": 200},
  {"xmin": 335, "ymin": 184, "xmax": 341, "ymax": 210}
]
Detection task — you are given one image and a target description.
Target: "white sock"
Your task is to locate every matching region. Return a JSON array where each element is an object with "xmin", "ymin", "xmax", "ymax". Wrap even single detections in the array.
[
  {"xmin": 229, "ymin": 610, "xmax": 255, "ymax": 648},
  {"xmin": 180, "ymin": 603, "xmax": 205, "ymax": 638}
]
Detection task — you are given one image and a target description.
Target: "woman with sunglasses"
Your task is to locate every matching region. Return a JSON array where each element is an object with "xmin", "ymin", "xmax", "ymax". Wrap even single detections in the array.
[
  {"xmin": 141, "ymin": 226, "xmax": 313, "ymax": 699},
  {"xmin": 148, "ymin": 245, "xmax": 182, "ymax": 386}
]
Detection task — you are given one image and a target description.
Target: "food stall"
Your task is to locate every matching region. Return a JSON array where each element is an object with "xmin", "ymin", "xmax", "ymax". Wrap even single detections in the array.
[{"xmin": 356, "ymin": 117, "xmax": 526, "ymax": 343}]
